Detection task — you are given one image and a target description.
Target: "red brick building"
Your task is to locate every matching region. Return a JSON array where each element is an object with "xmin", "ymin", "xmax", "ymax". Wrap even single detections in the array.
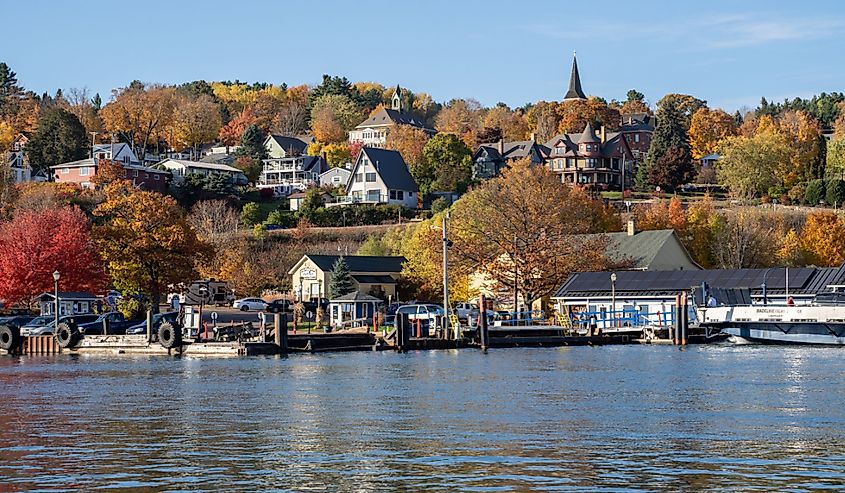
[{"xmin": 51, "ymin": 158, "xmax": 170, "ymax": 192}]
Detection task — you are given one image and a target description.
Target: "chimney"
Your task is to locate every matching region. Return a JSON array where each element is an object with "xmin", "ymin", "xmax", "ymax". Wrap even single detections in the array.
[
  {"xmin": 530, "ymin": 132, "xmax": 536, "ymax": 143},
  {"xmin": 498, "ymin": 138, "xmax": 504, "ymax": 155},
  {"xmin": 600, "ymin": 125, "xmax": 606, "ymax": 144},
  {"xmin": 627, "ymin": 219, "xmax": 636, "ymax": 236}
]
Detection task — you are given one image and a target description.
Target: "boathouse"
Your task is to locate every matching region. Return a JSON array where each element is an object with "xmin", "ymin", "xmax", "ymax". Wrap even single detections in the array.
[
  {"xmin": 288, "ymin": 254, "xmax": 406, "ymax": 302},
  {"xmin": 328, "ymin": 291, "xmax": 382, "ymax": 328},
  {"xmin": 34, "ymin": 292, "xmax": 100, "ymax": 316},
  {"xmin": 552, "ymin": 264, "xmax": 845, "ymax": 326}
]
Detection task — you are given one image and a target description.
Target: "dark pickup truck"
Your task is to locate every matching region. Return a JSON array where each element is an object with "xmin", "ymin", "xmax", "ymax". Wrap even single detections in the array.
[{"xmin": 78, "ymin": 312, "xmax": 139, "ymax": 335}]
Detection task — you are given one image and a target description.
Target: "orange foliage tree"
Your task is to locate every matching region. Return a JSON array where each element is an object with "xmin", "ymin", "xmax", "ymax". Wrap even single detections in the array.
[{"xmin": 801, "ymin": 211, "xmax": 845, "ymax": 266}]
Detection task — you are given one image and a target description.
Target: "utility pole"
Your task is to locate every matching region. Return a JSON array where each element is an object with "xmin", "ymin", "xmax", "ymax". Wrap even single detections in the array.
[
  {"xmin": 513, "ymin": 234, "xmax": 519, "ymax": 323},
  {"xmin": 442, "ymin": 211, "xmax": 450, "ymax": 339},
  {"xmin": 90, "ymin": 132, "xmax": 98, "ymax": 159}
]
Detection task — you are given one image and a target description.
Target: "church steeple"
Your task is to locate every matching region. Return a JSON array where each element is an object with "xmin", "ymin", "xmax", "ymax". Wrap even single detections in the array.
[
  {"xmin": 391, "ymin": 85, "xmax": 403, "ymax": 111},
  {"xmin": 563, "ymin": 52, "xmax": 587, "ymax": 101}
]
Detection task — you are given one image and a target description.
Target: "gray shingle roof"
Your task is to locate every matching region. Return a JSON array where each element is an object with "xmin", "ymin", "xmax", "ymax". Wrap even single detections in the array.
[
  {"xmin": 330, "ymin": 291, "xmax": 384, "ymax": 302},
  {"xmin": 578, "ymin": 123, "xmax": 600, "ymax": 143},
  {"xmin": 305, "ymin": 255, "xmax": 406, "ymax": 273},
  {"xmin": 601, "ymin": 230, "xmax": 691, "ymax": 269},
  {"xmin": 361, "ymin": 147, "xmax": 419, "ymax": 192},
  {"xmin": 355, "ymin": 107, "xmax": 434, "ymax": 131},
  {"xmin": 267, "ymin": 135, "xmax": 308, "ymax": 155}
]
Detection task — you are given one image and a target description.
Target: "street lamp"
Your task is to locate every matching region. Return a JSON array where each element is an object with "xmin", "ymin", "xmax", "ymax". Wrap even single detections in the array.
[
  {"xmin": 52, "ymin": 270, "xmax": 60, "ymax": 330},
  {"xmin": 761, "ymin": 268, "xmax": 773, "ymax": 306},
  {"xmin": 610, "ymin": 272, "xmax": 617, "ymax": 327}
]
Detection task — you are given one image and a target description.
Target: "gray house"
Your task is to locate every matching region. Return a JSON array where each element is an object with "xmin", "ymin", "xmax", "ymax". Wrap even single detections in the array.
[{"xmin": 320, "ymin": 166, "xmax": 352, "ymax": 188}]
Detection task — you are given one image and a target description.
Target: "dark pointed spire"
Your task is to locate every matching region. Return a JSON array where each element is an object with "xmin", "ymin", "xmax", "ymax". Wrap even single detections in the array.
[
  {"xmin": 578, "ymin": 122, "xmax": 600, "ymax": 143},
  {"xmin": 564, "ymin": 52, "xmax": 587, "ymax": 101}
]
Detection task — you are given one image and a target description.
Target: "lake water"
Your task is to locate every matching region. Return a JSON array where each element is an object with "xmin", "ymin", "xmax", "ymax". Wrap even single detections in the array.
[{"xmin": 1, "ymin": 345, "xmax": 844, "ymax": 492}]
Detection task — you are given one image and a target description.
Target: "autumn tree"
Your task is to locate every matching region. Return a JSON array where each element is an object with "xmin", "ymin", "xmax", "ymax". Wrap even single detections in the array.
[
  {"xmin": 649, "ymin": 146, "xmax": 695, "ymax": 191},
  {"xmin": 25, "ymin": 107, "xmax": 88, "ymax": 174},
  {"xmin": 827, "ymin": 137, "xmax": 845, "ymax": 180},
  {"xmin": 481, "ymin": 105, "xmax": 529, "ymax": 141},
  {"xmin": 188, "ymin": 200, "xmax": 240, "ymax": 243},
  {"xmin": 801, "ymin": 211, "xmax": 845, "ymax": 267},
  {"xmin": 526, "ymin": 101, "xmax": 560, "ymax": 142},
  {"xmin": 712, "ymin": 209, "xmax": 781, "ymax": 269},
  {"xmin": 310, "ymin": 94, "xmax": 365, "ymax": 143},
  {"xmin": 322, "ymin": 142, "xmax": 351, "ymax": 167},
  {"xmin": 384, "ymin": 124, "xmax": 429, "ymax": 171},
  {"xmin": 448, "ymin": 159, "xmax": 615, "ymax": 307},
  {"xmin": 556, "ymin": 97, "xmax": 621, "ymax": 134},
  {"xmin": 0, "ymin": 207, "xmax": 106, "ymax": 305},
  {"xmin": 716, "ymin": 131, "xmax": 792, "ymax": 199},
  {"xmin": 93, "ymin": 186, "xmax": 212, "ymax": 312},
  {"xmin": 777, "ymin": 110, "xmax": 824, "ymax": 184},
  {"xmin": 170, "ymin": 94, "xmax": 222, "ymax": 156},
  {"xmin": 276, "ymin": 84, "xmax": 310, "ymax": 135},
  {"xmin": 61, "ymin": 87, "xmax": 103, "ymax": 137},
  {"xmin": 100, "ymin": 84, "xmax": 177, "ymax": 157},
  {"xmin": 218, "ymin": 107, "xmax": 258, "ymax": 146},
  {"xmin": 683, "ymin": 195, "xmax": 720, "ymax": 268},
  {"xmin": 620, "ymin": 90, "xmax": 650, "ymax": 115},
  {"xmin": 435, "ymin": 99, "xmax": 484, "ymax": 147},
  {"xmin": 655, "ymin": 93, "xmax": 706, "ymax": 130},
  {"xmin": 688, "ymin": 107, "xmax": 736, "ymax": 160}
]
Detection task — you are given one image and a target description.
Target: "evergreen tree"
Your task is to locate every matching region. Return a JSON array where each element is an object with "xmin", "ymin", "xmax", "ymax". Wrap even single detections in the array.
[
  {"xmin": 237, "ymin": 124, "xmax": 267, "ymax": 160},
  {"xmin": 25, "ymin": 108, "xmax": 87, "ymax": 174},
  {"xmin": 637, "ymin": 100, "xmax": 689, "ymax": 189},
  {"xmin": 0, "ymin": 62, "xmax": 21, "ymax": 111},
  {"xmin": 328, "ymin": 257, "xmax": 354, "ymax": 298},
  {"xmin": 92, "ymin": 93, "xmax": 102, "ymax": 111}
]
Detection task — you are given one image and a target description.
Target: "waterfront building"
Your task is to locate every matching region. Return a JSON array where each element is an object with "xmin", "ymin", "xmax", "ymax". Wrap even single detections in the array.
[
  {"xmin": 34, "ymin": 292, "xmax": 99, "ymax": 316},
  {"xmin": 257, "ymin": 155, "xmax": 326, "ymax": 197},
  {"xmin": 52, "ymin": 144, "xmax": 170, "ymax": 192},
  {"xmin": 264, "ymin": 134, "xmax": 310, "ymax": 159},
  {"xmin": 157, "ymin": 158, "xmax": 248, "ymax": 186},
  {"xmin": 288, "ymin": 254, "xmax": 406, "ymax": 301},
  {"xmin": 328, "ymin": 147, "xmax": 418, "ymax": 208}
]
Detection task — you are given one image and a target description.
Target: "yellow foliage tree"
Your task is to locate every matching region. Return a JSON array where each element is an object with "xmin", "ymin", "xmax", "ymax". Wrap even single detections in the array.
[
  {"xmin": 556, "ymin": 97, "xmax": 621, "ymax": 133},
  {"xmin": 636, "ymin": 200, "xmax": 670, "ymax": 230},
  {"xmin": 668, "ymin": 196, "xmax": 686, "ymax": 232},
  {"xmin": 384, "ymin": 124, "xmax": 429, "ymax": 168},
  {"xmin": 211, "ymin": 82, "xmax": 258, "ymax": 115},
  {"xmin": 100, "ymin": 85, "xmax": 177, "ymax": 155},
  {"xmin": 0, "ymin": 120, "xmax": 14, "ymax": 151},
  {"xmin": 801, "ymin": 212, "xmax": 845, "ymax": 267},
  {"xmin": 481, "ymin": 106, "xmax": 529, "ymax": 141},
  {"xmin": 170, "ymin": 94, "xmax": 222, "ymax": 155},
  {"xmin": 92, "ymin": 185, "xmax": 213, "ymax": 311},
  {"xmin": 688, "ymin": 107, "xmax": 736, "ymax": 160},
  {"xmin": 777, "ymin": 228, "xmax": 805, "ymax": 267},
  {"xmin": 683, "ymin": 195, "xmax": 721, "ymax": 268}
]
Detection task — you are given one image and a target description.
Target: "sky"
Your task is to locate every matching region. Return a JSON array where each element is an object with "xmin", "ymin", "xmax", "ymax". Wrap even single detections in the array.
[{"xmin": 4, "ymin": 0, "xmax": 845, "ymax": 112}]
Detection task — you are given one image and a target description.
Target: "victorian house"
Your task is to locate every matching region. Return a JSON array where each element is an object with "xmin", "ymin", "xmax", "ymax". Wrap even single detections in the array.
[
  {"xmin": 472, "ymin": 137, "xmax": 548, "ymax": 180},
  {"xmin": 348, "ymin": 86, "xmax": 435, "ymax": 147},
  {"xmin": 545, "ymin": 122, "xmax": 636, "ymax": 190}
]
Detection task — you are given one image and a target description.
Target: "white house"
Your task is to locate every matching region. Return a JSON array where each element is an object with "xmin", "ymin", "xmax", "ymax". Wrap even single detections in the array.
[
  {"xmin": 157, "ymin": 158, "xmax": 248, "ymax": 185},
  {"xmin": 319, "ymin": 166, "xmax": 352, "ymax": 188},
  {"xmin": 348, "ymin": 86, "xmax": 435, "ymax": 147},
  {"xmin": 257, "ymin": 155, "xmax": 325, "ymax": 197},
  {"xmin": 331, "ymin": 147, "xmax": 418, "ymax": 208},
  {"xmin": 93, "ymin": 143, "xmax": 140, "ymax": 165}
]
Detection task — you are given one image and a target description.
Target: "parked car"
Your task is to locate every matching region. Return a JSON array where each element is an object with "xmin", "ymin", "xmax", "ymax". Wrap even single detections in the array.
[
  {"xmin": 233, "ymin": 298, "xmax": 268, "ymax": 312},
  {"xmin": 0, "ymin": 315, "xmax": 35, "ymax": 329},
  {"xmin": 302, "ymin": 298, "xmax": 329, "ymax": 312},
  {"xmin": 125, "ymin": 312, "xmax": 179, "ymax": 335},
  {"xmin": 394, "ymin": 304, "xmax": 446, "ymax": 336},
  {"xmin": 78, "ymin": 312, "xmax": 138, "ymax": 335},
  {"xmin": 21, "ymin": 314, "xmax": 99, "ymax": 336},
  {"xmin": 454, "ymin": 302, "xmax": 478, "ymax": 321},
  {"xmin": 266, "ymin": 299, "xmax": 294, "ymax": 313}
]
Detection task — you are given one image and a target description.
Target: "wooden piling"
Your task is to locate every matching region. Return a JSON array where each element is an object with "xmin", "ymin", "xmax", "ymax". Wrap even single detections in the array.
[
  {"xmin": 681, "ymin": 292, "xmax": 688, "ymax": 346},
  {"xmin": 479, "ymin": 294, "xmax": 489, "ymax": 353},
  {"xmin": 146, "ymin": 309, "xmax": 153, "ymax": 343},
  {"xmin": 102, "ymin": 318, "xmax": 109, "ymax": 336},
  {"xmin": 274, "ymin": 313, "xmax": 288, "ymax": 353},
  {"xmin": 396, "ymin": 313, "xmax": 408, "ymax": 352}
]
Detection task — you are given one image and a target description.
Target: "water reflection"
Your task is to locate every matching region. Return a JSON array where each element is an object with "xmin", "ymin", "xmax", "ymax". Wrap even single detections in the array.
[{"xmin": 1, "ymin": 346, "xmax": 845, "ymax": 491}]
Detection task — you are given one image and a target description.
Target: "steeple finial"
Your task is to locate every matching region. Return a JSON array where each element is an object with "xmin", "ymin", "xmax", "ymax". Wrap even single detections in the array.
[{"xmin": 563, "ymin": 52, "xmax": 587, "ymax": 101}]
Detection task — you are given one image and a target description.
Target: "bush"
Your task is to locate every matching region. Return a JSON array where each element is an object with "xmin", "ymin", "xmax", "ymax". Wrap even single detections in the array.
[
  {"xmin": 825, "ymin": 179, "xmax": 845, "ymax": 207},
  {"xmin": 805, "ymin": 179, "xmax": 826, "ymax": 206},
  {"xmin": 240, "ymin": 202, "xmax": 261, "ymax": 226},
  {"xmin": 788, "ymin": 184, "xmax": 806, "ymax": 205},
  {"xmin": 767, "ymin": 185, "xmax": 788, "ymax": 200},
  {"xmin": 265, "ymin": 210, "xmax": 296, "ymax": 228},
  {"xmin": 117, "ymin": 297, "xmax": 146, "ymax": 320},
  {"xmin": 431, "ymin": 197, "xmax": 449, "ymax": 214}
]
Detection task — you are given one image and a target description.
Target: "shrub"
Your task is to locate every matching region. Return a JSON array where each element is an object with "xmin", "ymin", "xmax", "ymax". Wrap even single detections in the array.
[
  {"xmin": 788, "ymin": 184, "xmax": 806, "ymax": 205},
  {"xmin": 265, "ymin": 210, "xmax": 296, "ymax": 228},
  {"xmin": 825, "ymin": 179, "xmax": 845, "ymax": 208},
  {"xmin": 805, "ymin": 179, "xmax": 826, "ymax": 206},
  {"xmin": 431, "ymin": 197, "xmax": 449, "ymax": 214}
]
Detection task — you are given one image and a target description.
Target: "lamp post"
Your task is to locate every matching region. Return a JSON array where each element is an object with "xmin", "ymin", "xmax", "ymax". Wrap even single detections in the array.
[
  {"xmin": 761, "ymin": 268, "xmax": 772, "ymax": 306},
  {"xmin": 610, "ymin": 272, "xmax": 617, "ymax": 327},
  {"xmin": 52, "ymin": 270, "xmax": 60, "ymax": 330}
]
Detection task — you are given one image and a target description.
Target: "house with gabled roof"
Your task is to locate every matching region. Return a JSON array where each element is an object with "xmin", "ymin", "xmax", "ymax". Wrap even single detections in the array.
[
  {"xmin": 472, "ymin": 137, "xmax": 548, "ymax": 180},
  {"xmin": 348, "ymin": 86, "xmax": 435, "ymax": 147},
  {"xmin": 288, "ymin": 254, "xmax": 406, "ymax": 301},
  {"xmin": 544, "ymin": 122, "xmax": 636, "ymax": 190},
  {"xmin": 157, "ymin": 158, "xmax": 248, "ymax": 185},
  {"xmin": 264, "ymin": 134, "xmax": 310, "ymax": 159},
  {"xmin": 329, "ymin": 147, "xmax": 418, "ymax": 208},
  {"xmin": 258, "ymin": 154, "xmax": 326, "ymax": 197}
]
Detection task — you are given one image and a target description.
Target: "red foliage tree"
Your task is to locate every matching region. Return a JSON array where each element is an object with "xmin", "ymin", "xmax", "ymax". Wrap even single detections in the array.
[
  {"xmin": 348, "ymin": 140, "xmax": 363, "ymax": 163},
  {"xmin": 218, "ymin": 107, "xmax": 258, "ymax": 146},
  {"xmin": 0, "ymin": 207, "xmax": 106, "ymax": 305}
]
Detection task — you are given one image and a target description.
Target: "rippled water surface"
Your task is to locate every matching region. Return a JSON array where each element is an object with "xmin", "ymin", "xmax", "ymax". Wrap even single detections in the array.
[{"xmin": 2, "ymin": 345, "xmax": 845, "ymax": 492}]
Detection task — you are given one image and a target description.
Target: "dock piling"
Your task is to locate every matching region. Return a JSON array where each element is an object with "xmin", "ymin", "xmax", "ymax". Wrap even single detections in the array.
[
  {"xmin": 480, "ymin": 294, "xmax": 489, "ymax": 353},
  {"xmin": 274, "ymin": 313, "xmax": 288, "ymax": 353},
  {"xmin": 146, "ymin": 309, "xmax": 152, "ymax": 343},
  {"xmin": 396, "ymin": 313, "xmax": 408, "ymax": 352}
]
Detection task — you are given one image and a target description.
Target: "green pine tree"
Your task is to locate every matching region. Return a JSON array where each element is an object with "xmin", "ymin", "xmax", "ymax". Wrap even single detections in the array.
[
  {"xmin": 329, "ymin": 257, "xmax": 354, "ymax": 298},
  {"xmin": 637, "ymin": 100, "xmax": 690, "ymax": 190},
  {"xmin": 237, "ymin": 124, "xmax": 267, "ymax": 160}
]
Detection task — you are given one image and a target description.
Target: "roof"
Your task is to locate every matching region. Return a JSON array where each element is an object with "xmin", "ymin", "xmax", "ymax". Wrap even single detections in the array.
[
  {"xmin": 200, "ymin": 153, "xmax": 237, "ymax": 165},
  {"xmin": 266, "ymin": 135, "xmax": 308, "ymax": 155},
  {"xmin": 329, "ymin": 291, "xmax": 383, "ymax": 303},
  {"xmin": 35, "ymin": 292, "xmax": 99, "ymax": 301},
  {"xmin": 93, "ymin": 143, "xmax": 132, "ymax": 154},
  {"xmin": 476, "ymin": 140, "xmax": 543, "ymax": 162},
  {"xmin": 51, "ymin": 158, "xmax": 96, "ymax": 169},
  {"xmin": 578, "ymin": 123, "xmax": 600, "ymax": 143},
  {"xmin": 564, "ymin": 54, "xmax": 587, "ymax": 100},
  {"xmin": 320, "ymin": 167, "xmax": 351, "ymax": 178},
  {"xmin": 352, "ymin": 275, "xmax": 397, "ymax": 284},
  {"xmin": 294, "ymin": 254, "xmax": 406, "ymax": 274},
  {"xmin": 360, "ymin": 147, "xmax": 419, "ymax": 192},
  {"xmin": 598, "ymin": 229, "xmax": 699, "ymax": 270},
  {"xmin": 354, "ymin": 107, "xmax": 434, "ymax": 131},
  {"xmin": 701, "ymin": 153, "xmax": 720, "ymax": 161},
  {"xmin": 159, "ymin": 159, "xmax": 243, "ymax": 174},
  {"xmin": 544, "ymin": 129, "xmax": 632, "ymax": 160},
  {"xmin": 554, "ymin": 265, "xmax": 845, "ymax": 299}
]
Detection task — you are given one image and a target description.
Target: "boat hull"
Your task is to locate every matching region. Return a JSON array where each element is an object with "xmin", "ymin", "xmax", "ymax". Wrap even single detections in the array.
[{"xmin": 719, "ymin": 322, "xmax": 845, "ymax": 345}]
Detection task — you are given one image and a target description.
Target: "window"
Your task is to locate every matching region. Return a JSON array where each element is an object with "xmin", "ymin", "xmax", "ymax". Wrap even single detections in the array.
[
  {"xmin": 356, "ymin": 173, "xmax": 364, "ymax": 183},
  {"xmin": 154, "ymin": 174, "xmax": 160, "ymax": 180},
  {"xmin": 635, "ymin": 134, "xmax": 640, "ymax": 143},
  {"xmin": 365, "ymin": 172, "xmax": 376, "ymax": 182},
  {"xmin": 62, "ymin": 168, "xmax": 70, "ymax": 174},
  {"xmin": 332, "ymin": 176, "xmax": 341, "ymax": 183},
  {"xmin": 555, "ymin": 147, "xmax": 564, "ymax": 155},
  {"xmin": 79, "ymin": 167, "xmax": 89, "ymax": 176},
  {"xmin": 133, "ymin": 170, "xmax": 139, "ymax": 177}
]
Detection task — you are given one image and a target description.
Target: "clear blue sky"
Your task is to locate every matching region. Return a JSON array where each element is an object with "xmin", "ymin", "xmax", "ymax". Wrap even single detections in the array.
[{"xmin": 5, "ymin": 0, "xmax": 844, "ymax": 111}]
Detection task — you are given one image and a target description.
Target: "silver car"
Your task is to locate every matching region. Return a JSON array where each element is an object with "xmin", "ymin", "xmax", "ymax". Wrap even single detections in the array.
[{"xmin": 20, "ymin": 315, "xmax": 98, "ymax": 336}]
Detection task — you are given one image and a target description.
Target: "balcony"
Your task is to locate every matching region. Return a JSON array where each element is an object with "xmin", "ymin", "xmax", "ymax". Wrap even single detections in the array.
[{"xmin": 325, "ymin": 194, "xmax": 389, "ymax": 207}]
